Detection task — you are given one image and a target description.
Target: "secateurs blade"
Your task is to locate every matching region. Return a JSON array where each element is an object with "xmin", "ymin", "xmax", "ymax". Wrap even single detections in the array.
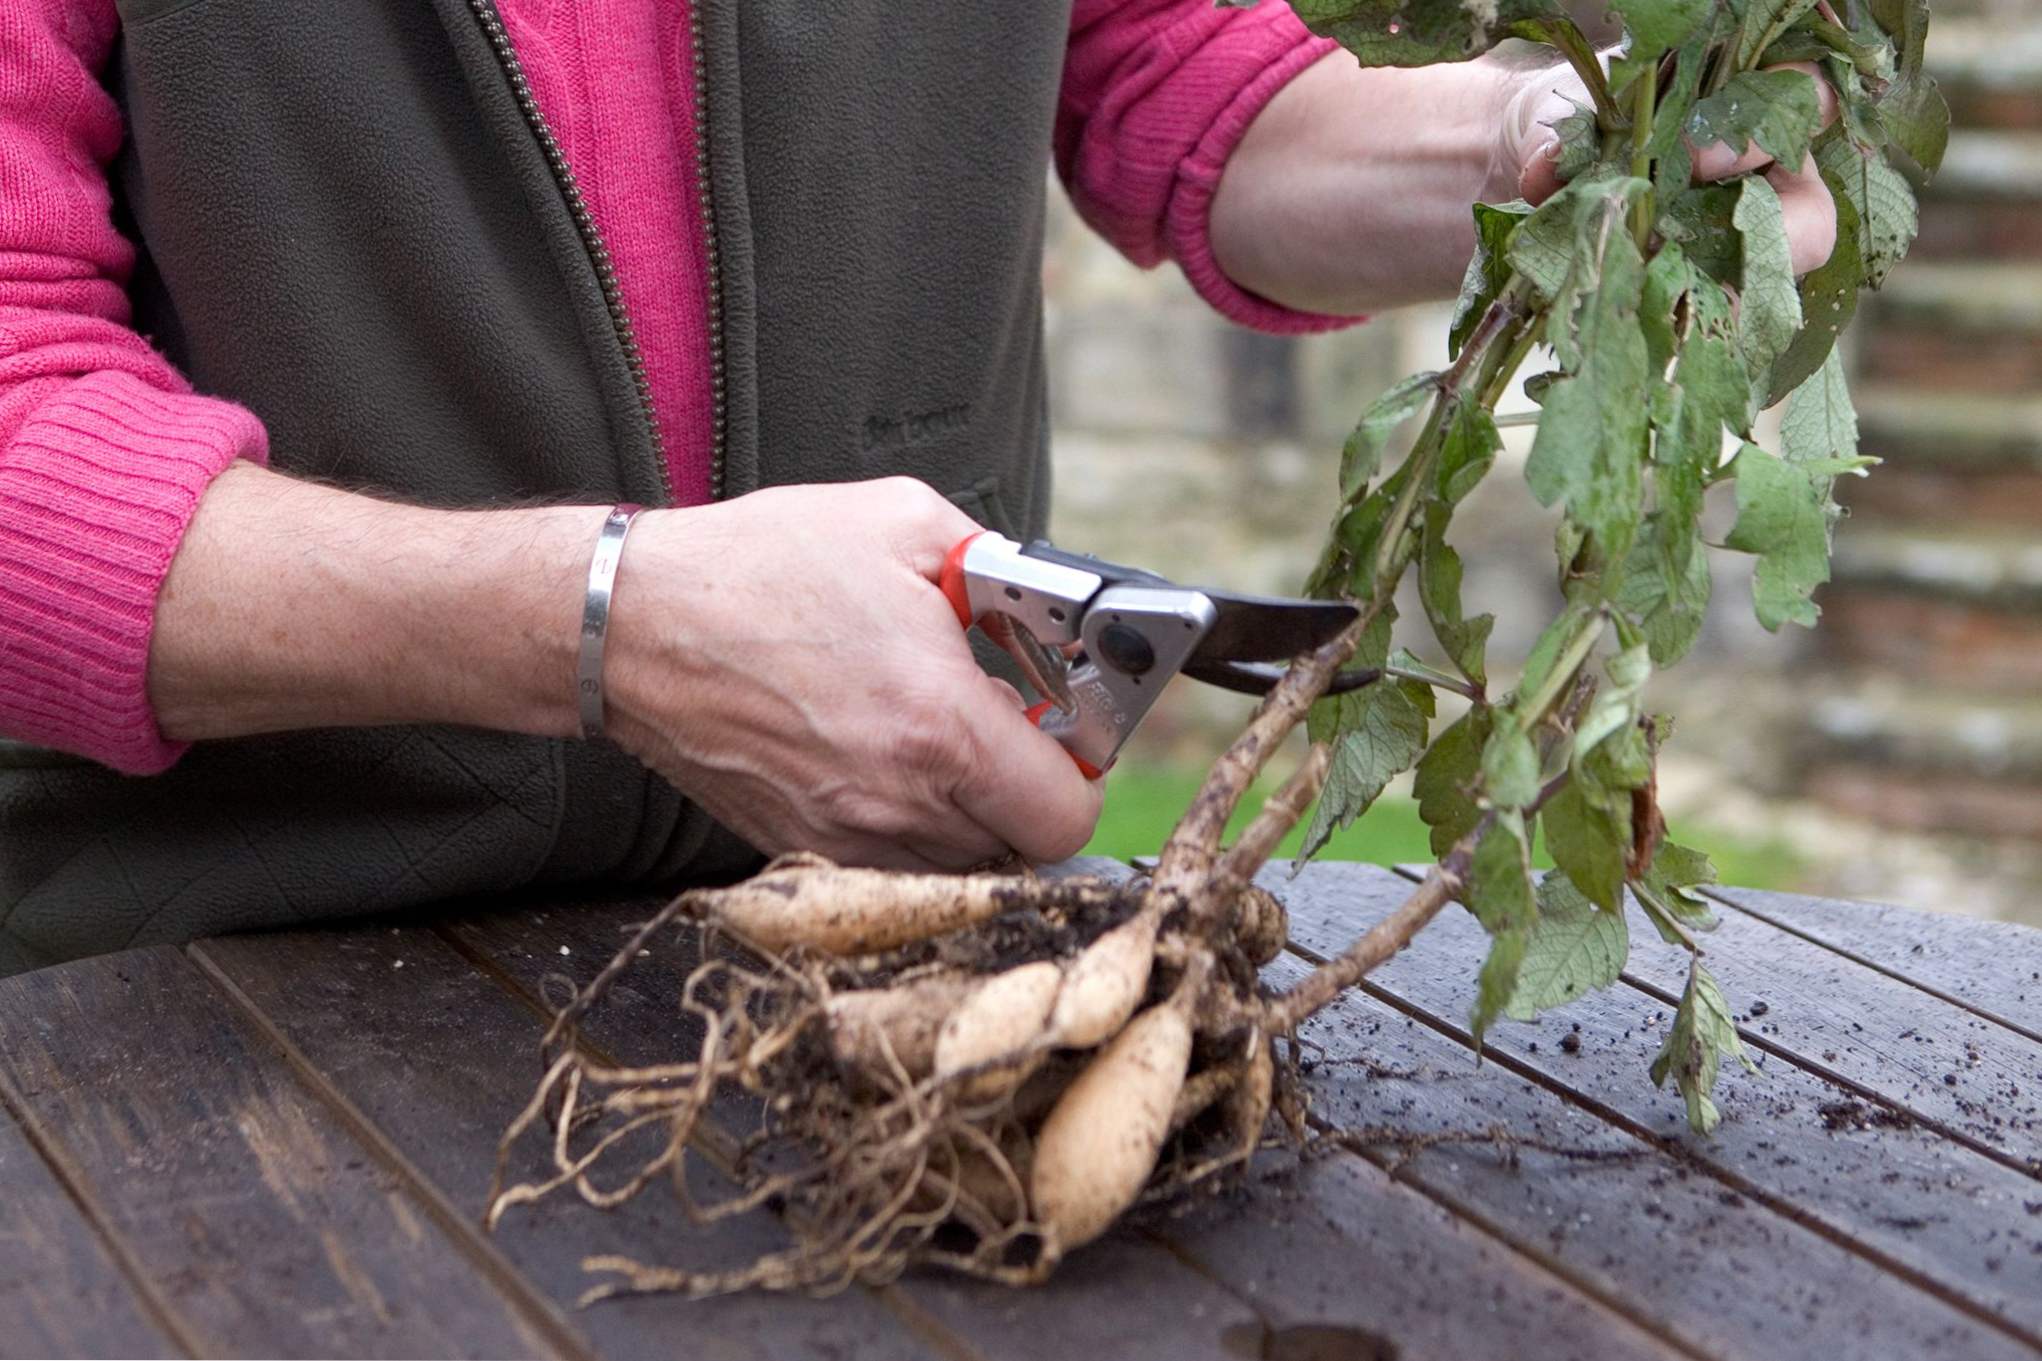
[{"xmin": 939, "ymin": 532, "xmax": 1375, "ymax": 777}]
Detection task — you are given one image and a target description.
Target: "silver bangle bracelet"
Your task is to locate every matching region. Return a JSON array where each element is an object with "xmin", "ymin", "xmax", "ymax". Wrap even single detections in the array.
[{"xmin": 577, "ymin": 503, "xmax": 644, "ymax": 740}]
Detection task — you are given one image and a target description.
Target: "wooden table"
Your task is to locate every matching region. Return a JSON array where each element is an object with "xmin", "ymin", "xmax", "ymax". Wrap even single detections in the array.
[{"xmin": 2, "ymin": 861, "xmax": 2037, "ymax": 1361}]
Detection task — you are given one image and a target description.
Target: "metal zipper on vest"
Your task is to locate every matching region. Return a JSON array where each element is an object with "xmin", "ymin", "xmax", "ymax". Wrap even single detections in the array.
[
  {"xmin": 463, "ymin": 0, "xmax": 693, "ymax": 501},
  {"xmin": 685, "ymin": 1, "xmax": 728, "ymax": 500}
]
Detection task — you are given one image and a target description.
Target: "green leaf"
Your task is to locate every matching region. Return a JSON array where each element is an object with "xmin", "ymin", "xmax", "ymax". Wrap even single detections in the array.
[
  {"xmin": 1732, "ymin": 177, "xmax": 1804, "ymax": 391},
  {"xmin": 1341, "ymin": 371, "xmax": 1439, "ymax": 501},
  {"xmin": 1466, "ymin": 809, "xmax": 1538, "ymax": 1043},
  {"xmin": 1480, "ymin": 723, "xmax": 1542, "ymax": 810},
  {"xmin": 1507, "ymin": 181, "xmax": 1589, "ymax": 303},
  {"xmin": 1419, "ymin": 504, "xmax": 1493, "ymax": 687},
  {"xmin": 1869, "ymin": 0, "xmax": 1948, "ymax": 175},
  {"xmin": 1526, "ymin": 195, "xmax": 1650, "ymax": 556},
  {"xmin": 1437, "ymin": 401, "xmax": 1503, "ymax": 507},
  {"xmin": 1617, "ymin": 516, "xmax": 1713, "ymax": 665},
  {"xmin": 1292, "ymin": 0, "xmax": 1567, "ymax": 67},
  {"xmin": 1735, "ymin": 0, "xmax": 1821, "ymax": 71},
  {"xmin": 1640, "ymin": 838, "xmax": 1721, "ymax": 932},
  {"xmin": 1473, "ymin": 927, "xmax": 1529, "ymax": 1047},
  {"xmin": 1724, "ymin": 442, "xmax": 1873, "ymax": 631},
  {"xmin": 1859, "ymin": 155, "xmax": 1920, "ymax": 289},
  {"xmin": 1504, "ymin": 873, "xmax": 1630, "ymax": 1021},
  {"xmin": 1649, "ymin": 959, "xmax": 1759, "ymax": 1133},
  {"xmin": 1765, "ymin": 135, "xmax": 1865, "ymax": 405},
  {"xmin": 1415, "ymin": 706, "xmax": 1492, "ymax": 857},
  {"xmin": 1551, "ymin": 102, "xmax": 1602, "ymax": 182},
  {"xmin": 1543, "ymin": 779, "xmax": 1630, "ymax": 912},
  {"xmin": 1688, "ymin": 70, "xmax": 1825, "ymax": 170},
  {"xmin": 1298, "ymin": 678, "xmax": 1433, "ymax": 861},
  {"xmin": 1452, "ymin": 201, "xmax": 1530, "ymax": 358},
  {"xmin": 1658, "ymin": 186, "xmax": 1742, "ymax": 286},
  {"xmin": 1606, "ymin": 0, "xmax": 1711, "ymax": 95},
  {"xmin": 1780, "ymin": 348, "xmax": 1858, "ymax": 464}
]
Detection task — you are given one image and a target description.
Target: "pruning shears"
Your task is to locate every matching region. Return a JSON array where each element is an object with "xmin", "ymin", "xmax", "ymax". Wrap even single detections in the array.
[{"xmin": 939, "ymin": 532, "xmax": 1374, "ymax": 778}]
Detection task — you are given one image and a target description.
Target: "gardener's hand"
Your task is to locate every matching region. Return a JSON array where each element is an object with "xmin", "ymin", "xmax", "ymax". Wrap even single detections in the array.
[
  {"xmin": 603, "ymin": 478, "xmax": 1105, "ymax": 872},
  {"xmin": 1501, "ymin": 59, "xmax": 1841, "ymax": 276}
]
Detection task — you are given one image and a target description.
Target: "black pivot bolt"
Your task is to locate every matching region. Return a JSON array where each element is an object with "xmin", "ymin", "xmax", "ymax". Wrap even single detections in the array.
[{"xmin": 1098, "ymin": 623, "xmax": 1156, "ymax": 676}]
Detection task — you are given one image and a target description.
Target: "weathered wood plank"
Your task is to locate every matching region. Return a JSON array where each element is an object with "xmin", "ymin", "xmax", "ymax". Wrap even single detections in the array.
[
  {"xmin": 1704, "ymin": 887, "xmax": 2042, "ymax": 1042},
  {"xmin": 0, "ymin": 1091, "xmax": 184, "ymax": 1359},
  {"xmin": 193, "ymin": 920, "xmax": 947, "ymax": 1361},
  {"xmin": 0, "ymin": 948, "xmax": 555, "ymax": 1359},
  {"xmin": 1150, "ymin": 1143, "xmax": 1685, "ymax": 1361},
  {"xmin": 1275, "ymin": 861, "xmax": 2042, "ymax": 1357},
  {"xmin": 1389, "ymin": 864, "xmax": 2042, "ymax": 1173},
  {"xmin": 446, "ymin": 898, "xmax": 1274, "ymax": 1361},
  {"xmin": 1612, "ymin": 890, "xmax": 2042, "ymax": 1172}
]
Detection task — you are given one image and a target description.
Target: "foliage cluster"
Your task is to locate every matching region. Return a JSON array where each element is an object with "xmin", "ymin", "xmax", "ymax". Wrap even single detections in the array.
[{"xmin": 1272, "ymin": 0, "xmax": 1947, "ymax": 1129}]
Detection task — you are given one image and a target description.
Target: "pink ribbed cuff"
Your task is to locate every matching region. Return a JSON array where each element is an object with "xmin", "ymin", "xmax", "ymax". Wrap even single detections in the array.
[
  {"xmin": 1169, "ymin": 35, "xmax": 1366, "ymax": 334},
  {"xmin": 0, "ymin": 371, "xmax": 268, "ymax": 774}
]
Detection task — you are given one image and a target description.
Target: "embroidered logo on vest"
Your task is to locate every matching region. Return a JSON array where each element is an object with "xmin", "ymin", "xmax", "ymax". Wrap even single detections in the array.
[{"xmin": 863, "ymin": 403, "xmax": 973, "ymax": 453}]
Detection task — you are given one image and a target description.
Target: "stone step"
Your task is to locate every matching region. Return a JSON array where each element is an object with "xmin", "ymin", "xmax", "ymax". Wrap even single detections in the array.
[
  {"xmin": 1817, "ymin": 526, "xmax": 2042, "ymax": 693},
  {"xmin": 1857, "ymin": 263, "xmax": 2042, "ymax": 391},
  {"xmin": 1792, "ymin": 678, "xmax": 2042, "ymax": 838},
  {"xmin": 1911, "ymin": 131, "xmax": 2042, "ymax": 260},
  {"xmin": 1862, "ymin": 261, "xmax": 2042, "ymax": 391},
  {"xmin": 1852, "ymin": 387, "xmax": 2042, "ymax": 472},
  {"xmin": 1828, "ymin": 523, "xmax": 2042, "ymax": 610},
  {"xmin": 1928, "ymin": 20, "xmax": 2042, "ymax": 132},
  {"xmin": 1930, "ymin": 130, "xmax": 2042, "ymax": 202}
]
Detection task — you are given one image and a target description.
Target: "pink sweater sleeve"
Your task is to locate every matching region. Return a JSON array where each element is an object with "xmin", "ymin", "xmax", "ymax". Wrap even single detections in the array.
[
  {"xmin": 1059, "ymin": 0, "xmax": 1364, "ymax": 334},
  {"xmin": 0, "ymin": 0, "xmax": 268, "ymax": 775}
]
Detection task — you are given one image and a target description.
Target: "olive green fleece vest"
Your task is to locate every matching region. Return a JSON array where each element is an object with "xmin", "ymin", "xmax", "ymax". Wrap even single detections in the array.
[{"xmin": 0, "ymin": 0, "xmax": 1069, "ymax": 974}]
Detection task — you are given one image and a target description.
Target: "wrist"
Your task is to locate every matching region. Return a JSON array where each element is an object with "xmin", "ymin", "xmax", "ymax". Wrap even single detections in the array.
[{"xmin": 149, "ymin": 465, "xmax": 608, "ymax": 742}]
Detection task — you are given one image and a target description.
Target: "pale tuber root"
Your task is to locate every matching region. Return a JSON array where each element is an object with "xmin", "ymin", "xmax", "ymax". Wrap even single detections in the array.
[
  {"xmin": 1047, "ymin": 904, "xmax": 1160, "ymax": 1048},
  {"xmin": 933, "ymin": 960, "xmax": 1064, "ymax": 1100},
  {"xmin": 826, "ymin": 970, "xmax": 977, "ymax": 1079},
  {"xmin": 1029, "ymin": 958, "xmax": 1204, "ymax": 1255},
  {"xmin": 686, "ymin": 852, "xmax": 1121, "ymax": 955}
]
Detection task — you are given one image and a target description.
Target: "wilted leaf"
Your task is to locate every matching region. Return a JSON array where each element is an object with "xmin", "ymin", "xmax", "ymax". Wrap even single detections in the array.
[{"xmin": 1650, "ymin": 958, "xmax": 1759, "ymax": 1133}]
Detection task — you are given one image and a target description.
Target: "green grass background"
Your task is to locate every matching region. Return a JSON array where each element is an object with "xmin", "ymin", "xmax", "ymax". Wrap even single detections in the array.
[{"xmin": 1082, "ymin": 763, "xmax": 1804, "ymax": 890}]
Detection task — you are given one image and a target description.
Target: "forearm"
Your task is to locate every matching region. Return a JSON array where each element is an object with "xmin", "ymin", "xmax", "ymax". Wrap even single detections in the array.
[
  {"xmin": 148, "ymin": 463, "xmax": 603, "ymax": 742},
  {"xmin": 1209, "ymin": 53, "xmax": 1515, "ymax": 315}
]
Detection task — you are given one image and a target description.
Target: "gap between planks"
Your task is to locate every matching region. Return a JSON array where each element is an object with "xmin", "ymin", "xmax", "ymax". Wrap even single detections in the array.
[
  {"xmin": 183, "ymin": 942, "xmax": 598, "ymax": 1361},
  {"xmin": 0, "ymin": 1068, "xmax": 204, "ymax": 1358},
  {"xmin": 1698, "ymin": 886, "xmax": 2042, "ymax": 1047},
  {"xmin": 426, "ymin": 920, "xmax": 992, "ymax": 1361},
  {"xmin": 1309, "ymin": 864, "xmax": 2042, "ymax": 1351},
  {"xmin": 1392, "ymin": 864, "xmax": 2042, "ymax": 1184}
]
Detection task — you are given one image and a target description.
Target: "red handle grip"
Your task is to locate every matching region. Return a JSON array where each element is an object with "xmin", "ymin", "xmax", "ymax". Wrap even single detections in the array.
[{"xmin": 939, "ymin": 531, "xmax": 986, "ymax": 629}]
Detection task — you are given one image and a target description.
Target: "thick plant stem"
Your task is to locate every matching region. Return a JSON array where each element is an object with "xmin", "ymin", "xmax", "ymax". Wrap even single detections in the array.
[
  {"xmin": 1152, "ymin": 606, "xmax": 1379, "ymax": 901},
  {"xmin": 1211, "ymin": 743, "xmax": 1332, "ymax": 897},
  {"xmin": 1265, "ymin": 842, "xmax": 1472, "ymax": 1033}
]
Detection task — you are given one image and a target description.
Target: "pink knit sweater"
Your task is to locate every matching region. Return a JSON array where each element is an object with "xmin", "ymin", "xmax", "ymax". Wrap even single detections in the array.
[{"xmin": 0, "ymin": 0, "xmax": 1350, "ymax": 776}]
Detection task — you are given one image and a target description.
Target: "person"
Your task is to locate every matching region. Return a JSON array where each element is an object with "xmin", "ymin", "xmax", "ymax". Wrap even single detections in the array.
[{"xmin": 0, "ymin": 1, "xmax": 1835, "ymax": 974}]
